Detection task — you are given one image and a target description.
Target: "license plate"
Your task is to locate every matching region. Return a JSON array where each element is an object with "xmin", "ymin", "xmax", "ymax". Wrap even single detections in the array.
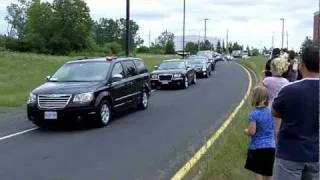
[
  {"xmin": 161, "ymin": 81, "xmax": 169, "ymax": 84},
  {"xmin": 44, "ymin": 111, "xmax": 57, "ymax": 120}
]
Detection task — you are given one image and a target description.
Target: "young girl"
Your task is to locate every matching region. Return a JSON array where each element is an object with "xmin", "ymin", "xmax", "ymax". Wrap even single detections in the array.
[{"xmin": 244, "ymin": 86, "xmax": 276, "ymax": 180}]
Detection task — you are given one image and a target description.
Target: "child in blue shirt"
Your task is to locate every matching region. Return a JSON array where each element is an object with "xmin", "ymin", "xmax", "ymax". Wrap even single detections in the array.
[{"xmin": 244, "ymin": 86, "xmax": 276, "ymax": 180}]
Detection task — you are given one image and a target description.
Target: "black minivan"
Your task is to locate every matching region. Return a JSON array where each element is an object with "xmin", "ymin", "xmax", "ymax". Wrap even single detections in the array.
[{"xmin": 27, "ymin": 57, "xmax": 151, "ymax": 128}]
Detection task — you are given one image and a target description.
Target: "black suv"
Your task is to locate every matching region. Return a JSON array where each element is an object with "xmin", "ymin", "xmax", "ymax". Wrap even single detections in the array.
[{"xmin": 27, "ymin": 57, "xmax": 151, "ymax": 128}]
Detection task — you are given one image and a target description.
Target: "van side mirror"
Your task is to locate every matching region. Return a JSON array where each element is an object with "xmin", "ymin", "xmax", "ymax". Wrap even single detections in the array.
[
  {"xmin": 46, "ymin": 75, "xmax": 51, "ymax": 81},
  {"xmin": 111, "ymin": 74, "xmax": 123, "ymax": 83}
]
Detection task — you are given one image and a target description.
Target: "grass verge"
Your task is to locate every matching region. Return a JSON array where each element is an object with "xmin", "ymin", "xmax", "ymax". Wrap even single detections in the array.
[
  {"xmin": 189, "ymin": 56, "xmax": 266, "ymax": 180},
  {"xmin": 0, "ymin": 51, "xmax": 176, "ymax": 107}
]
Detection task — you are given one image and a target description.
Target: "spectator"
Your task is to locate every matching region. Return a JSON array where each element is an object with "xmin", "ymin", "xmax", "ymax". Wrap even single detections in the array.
[
  {"xmin": 244, "ymin": 86, "xmax": 276, "ymax": 180},
  {"xmin": 282, "ymin": 50, "xmax": 299, "ymax": 82},
  {"xmin": 264, "ymin": 48, "xmax": 281, "ymax": 77},
  {"xmin": 263, "ymin": 57, "xmax": 290, "ymax": 109},
  {"xmin": 272, "ymin": 45, "xmax": 319, "ymax": 180},
  {"xmin": 281, "ymin": 48, "xmax": 289, "ymax": 59}
]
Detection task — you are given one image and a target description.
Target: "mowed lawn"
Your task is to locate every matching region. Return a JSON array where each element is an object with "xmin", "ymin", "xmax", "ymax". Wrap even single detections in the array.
[
  {"xmin": 190, "ymin": 56, "xmax": 267, "ymax": 180},
  {"xmin": 0, "ymin": 51, "xmax": 176, "ymax": 107}
]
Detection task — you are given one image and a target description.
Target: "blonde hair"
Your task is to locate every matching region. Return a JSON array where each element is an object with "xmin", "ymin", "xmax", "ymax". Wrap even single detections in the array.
[
  {"xmin": 271, "ymin": 57, "xmax": 290, "ymax": 76},
  {"xmin": 251, "ymin": 86, "xmax": 269, "ymax": 107}
]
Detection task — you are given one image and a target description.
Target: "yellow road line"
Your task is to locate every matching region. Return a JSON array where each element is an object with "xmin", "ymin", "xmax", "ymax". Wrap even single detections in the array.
[{"xmin": 171, "ymin": 63, "xmax": 253, "ymax": 180}]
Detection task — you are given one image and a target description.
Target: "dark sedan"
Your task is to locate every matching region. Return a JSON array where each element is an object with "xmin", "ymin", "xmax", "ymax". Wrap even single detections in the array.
[
  {"xmin": 196, "ymin": 51, "xmax": 216, "ymax": 70},
  {"xmin": 187, "ymin": 57, "xmax": 212, "ymax": 78},
  {"xmin": 150, "ymin": 59, "xmax": 196, "ymax": 89}
]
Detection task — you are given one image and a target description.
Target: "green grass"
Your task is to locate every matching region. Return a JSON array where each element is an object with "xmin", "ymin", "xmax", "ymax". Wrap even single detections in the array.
[
  {"xmin": 0, "ymin": 51, "xmax": 176, "ymax": 107},
  {"xmin": 190, "ymin": 56, "xmax": 266, "ymax": 180}
]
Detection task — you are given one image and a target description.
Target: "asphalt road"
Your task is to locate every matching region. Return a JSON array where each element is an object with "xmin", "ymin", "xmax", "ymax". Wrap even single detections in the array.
[{"xmin": 0, "ymin": 62, "xmax": 249, "ymax": 180}]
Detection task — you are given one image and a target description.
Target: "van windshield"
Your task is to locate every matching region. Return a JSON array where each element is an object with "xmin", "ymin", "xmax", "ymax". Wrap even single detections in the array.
[{"xmin": 50, "ymin": 62, "xmax": 111, "ymax": 82}]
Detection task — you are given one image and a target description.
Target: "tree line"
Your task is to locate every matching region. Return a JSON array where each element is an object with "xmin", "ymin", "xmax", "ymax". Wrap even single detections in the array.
[
  {"xmin": 1, "ymin": 0, "xmax": 143, "ymax": 55},
  {"xmin": 1, "ymin": 0, "xmax": 261, "ymax": 56}
]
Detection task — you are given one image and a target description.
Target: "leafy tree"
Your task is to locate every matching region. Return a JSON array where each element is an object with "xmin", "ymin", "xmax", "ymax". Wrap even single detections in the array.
[
  {"xmin": 50, "ymin": 0, "xmax": 93, "ymax": 54},
  {"xmin": 246, "ymin": 45, "xmax": 250, "ymax": 56},
  {"xmin": 118, "ymin": 18, "xmax": 143, "ymax": 50},
  {"xmin": 200, "ymin": 40, "xmax": 212, "ymax": 50},
  {"xmin": 156, "ymin": 31, "xmax": 175, "ymax": 54},
  {"xmin": 5, "ymin": 0, "xmax": 30, "ymax": 38},
  {"xmin": 232, "ymin": 42, "xmax": 242, "ymax": 51},
  {"xmin": 93, "ymin": 18, "xmax": 119, "ymax": 46},
  {"xmin": 24, "ymin": 0, "xmax": 53, "ymax": 52},
  {"xmin": 251, "ymin": 48, "xmax": 260, "ymax": 56},
  {"xmin": 185, "ymin": 42, "xmax": 198, "ymax": 54},
  {"xmin": 137, "ymin": 45, "xmax": 150, "ymax": 53}
]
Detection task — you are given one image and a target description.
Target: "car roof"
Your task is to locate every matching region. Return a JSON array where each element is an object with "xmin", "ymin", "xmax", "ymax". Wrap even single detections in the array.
[
  {"xmin": 188, "ymin": 55, "xmax": 207, "ymax": 58},
  {"xmin": 67, "ymin": 57, "xmax": 141, "ymax": 64},
  {"xmin": 162, "ymin": 59, "xmax": 186, "ymax": 62}
]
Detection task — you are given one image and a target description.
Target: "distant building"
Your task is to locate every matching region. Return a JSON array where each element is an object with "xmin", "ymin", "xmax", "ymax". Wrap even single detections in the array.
[{"xmin": 314, "ymin": 11, "xmax": 320, "ymax": 41}]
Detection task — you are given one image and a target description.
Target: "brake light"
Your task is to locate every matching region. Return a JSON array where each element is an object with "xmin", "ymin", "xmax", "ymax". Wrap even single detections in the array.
[{"xmin": 106, "ymin": 56, "xmax": 117, "ymax": 61}]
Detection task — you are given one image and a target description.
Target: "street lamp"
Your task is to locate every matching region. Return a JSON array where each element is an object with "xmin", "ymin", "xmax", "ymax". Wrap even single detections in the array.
[
  {"xmin": 204, "ymin": 18, "xmax": 209, "ymax": 42},
  {"xmin": 280, "ymin": 18, "xmax": 284, "ymax": 50},
  {"xmin": 182, "ymin": 0, "xmax": 186, "ymax": 58},
  {"xmin": 125, "ymin": 0, "xmax": 130, "ymax": 57}
]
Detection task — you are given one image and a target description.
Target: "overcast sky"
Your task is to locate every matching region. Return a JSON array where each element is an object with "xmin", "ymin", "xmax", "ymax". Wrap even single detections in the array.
[{"xmin": 0, "ymin": 0, "xmax": 318, "ymax": 51}]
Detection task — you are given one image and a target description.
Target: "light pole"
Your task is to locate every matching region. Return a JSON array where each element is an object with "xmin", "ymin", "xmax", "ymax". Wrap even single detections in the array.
[
  {"xmin": 182, "ymin": 0, "xmax": 186, "ymax": 58},
  {"xmin": 286, "ymin": 30, "xmax": 289, "ymax": 49},
  {"xmin": 280, "ymin": 18, "xmax": 284, "ymax": 50},
  {"xmin": 204, "ymin": 18, "xmax": 209, "ymax": 43},
  {"xmin": 226, "ymin": 29, "xmax": 229, "ymax": 54},
  {"xmin": 272, "ymin": 32, "xmax": 275, "ymax": 49},
  {"xmin": 125, "ymin": 0, "xmax": 130, "ymax": 56}
]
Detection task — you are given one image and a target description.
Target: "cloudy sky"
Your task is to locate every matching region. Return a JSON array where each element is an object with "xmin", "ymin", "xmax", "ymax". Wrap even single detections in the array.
[{"xmin": 0, "ymin": 0, "xmax": 318, "ymax": 51}]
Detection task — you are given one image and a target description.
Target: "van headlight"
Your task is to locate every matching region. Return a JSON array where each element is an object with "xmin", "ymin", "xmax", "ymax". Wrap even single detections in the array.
[
  {"xmin": 151, "ymin": 74, "xmax": 158, "ymax": 79},
  {"xmin": 73, "ymin": 92, "xmax": 94, "ymax": 103},
  {"xmin": 173, "ymin": 74, "xmax": 182, "ymax": 78},
  {"xmin": 27, "ymin": 93, "xmax": 37, "ymax": 104}
]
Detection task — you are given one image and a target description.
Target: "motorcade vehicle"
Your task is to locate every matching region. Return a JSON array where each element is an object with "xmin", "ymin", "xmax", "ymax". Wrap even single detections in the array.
[
  {"xmin": 187, "ymin": 56, "xmax": 212, "ymax": 78},
  {"xmin": 196, "ymin": 51, "xmax": 216, "ymax": 70},
  {"xmin": 27, "ymin": 56, "xmax": 151, "ymax": 128},
  {"xmin": 150, "ymin": 59, "xmax": 196, "ymax": 89}
]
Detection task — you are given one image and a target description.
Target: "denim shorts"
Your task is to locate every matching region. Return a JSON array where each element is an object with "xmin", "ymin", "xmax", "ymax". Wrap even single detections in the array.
[{"xmin": 274, "ymin": 158, "xmax": 319, "ymax": 180}]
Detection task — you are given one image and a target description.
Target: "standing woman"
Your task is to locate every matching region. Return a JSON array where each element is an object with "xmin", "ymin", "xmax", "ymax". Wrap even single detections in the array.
[
  {"xmin": 264, "ymin": 48, "xmax": 281, "ymax": 77},
  {"xmin": 282, "ymin": 50, "xmax": 299, "ymax": 82}
]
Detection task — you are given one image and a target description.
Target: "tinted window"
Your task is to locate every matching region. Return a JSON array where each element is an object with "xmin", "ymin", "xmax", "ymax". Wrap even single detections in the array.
[
  {"xmin": 50, "ymin": 62, "xmax": 111, "ymax": 82},
  {"xmin": 111, "ymin": 62, "xmax": 125, "ymax": 77},
  {"xmin": 134, "ymin": 59, "xmax": 147, "ymax": 74},
  {"xmin": 158, "ymin": 61, "xmax": 186, "ymax": 70},
  {"xmin": 123, "ymin": 60, "xmax": 138, "ymax": 77}
]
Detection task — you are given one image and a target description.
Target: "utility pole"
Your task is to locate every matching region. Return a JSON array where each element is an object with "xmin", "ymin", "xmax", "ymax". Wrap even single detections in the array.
[
  {"xmin": 204, "ymin": 18, "xmax": 209, "ymax": 43},
  {"xmin": 198, "ymin": 32, "xmax": 201, "ymax": 52},
  {"xmin": 226, "ymin": 29, "xmax": 229, "ymax": 54},
  {"xmin": 148, "ymin": 30, "xmax": 151, "ymax": 48},
  {"xmin": 286, "ymin": 31, "xmax": 288, "ymax": 49},
  {"xmin": 182, "ymin": 0, "xmax": 186, "ymax": 58},
  {"xmin": 280, "ymin": 18, "xmax": 284, "ymax": 50},
  {"xmin": 125, "ymin": 0, "xmax": 130, "ymax": 56},
  {"xmin": 272, "ymin": 32, "xmax": 275, "ymax": 49}
]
